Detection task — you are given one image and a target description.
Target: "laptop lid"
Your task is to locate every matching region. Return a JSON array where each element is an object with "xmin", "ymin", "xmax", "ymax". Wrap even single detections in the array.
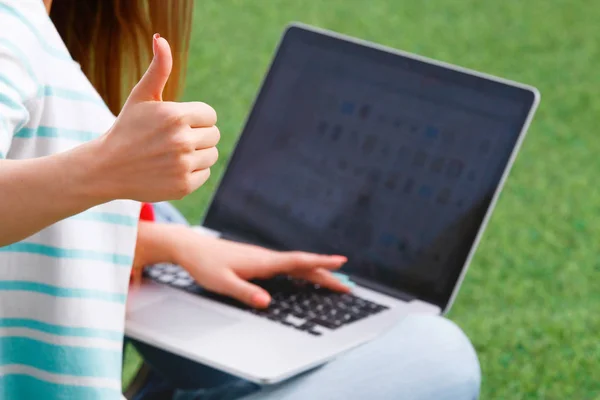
[{"xmin": 203, "ymin": 23, "xmax": 540, "ymax": 313}]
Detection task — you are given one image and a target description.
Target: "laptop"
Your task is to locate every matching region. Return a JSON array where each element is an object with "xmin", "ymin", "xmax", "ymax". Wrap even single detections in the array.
[{"xmin": 125, "ymin": 22, "xmax": 540, "ymax": 384}]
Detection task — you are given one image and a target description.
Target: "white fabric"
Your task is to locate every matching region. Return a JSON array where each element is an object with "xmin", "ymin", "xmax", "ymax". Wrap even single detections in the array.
[{"xmin": 0, "ymin": 1, "xmax": 139, "ymax": 398}]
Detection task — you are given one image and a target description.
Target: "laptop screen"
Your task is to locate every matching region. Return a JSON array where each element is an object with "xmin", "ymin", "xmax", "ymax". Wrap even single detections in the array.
[{"xmin": 203, "ymin": 25, "xmax": 538, "ymax": 309}]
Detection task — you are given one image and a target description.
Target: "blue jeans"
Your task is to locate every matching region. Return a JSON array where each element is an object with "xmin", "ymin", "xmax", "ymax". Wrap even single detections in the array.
[{"xmin": 127, "ymin": 202, "xmax": 481, "ymax": 400}]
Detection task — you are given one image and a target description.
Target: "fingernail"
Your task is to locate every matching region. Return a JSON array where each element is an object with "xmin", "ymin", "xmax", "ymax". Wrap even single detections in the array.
[
  {"xmin": 333, "ymin": 255, "xmax": 348, "ymax": 262},
  {"xmin": 152, "ymin": 33, "xmax": 160, "ymax": 58},
  {"xmin": 252, "ymin": 292, "xmax": 271, "ymax": 307}
]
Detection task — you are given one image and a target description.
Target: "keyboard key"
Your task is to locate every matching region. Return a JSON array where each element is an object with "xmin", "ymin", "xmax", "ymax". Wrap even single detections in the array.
[
  {"xmin": 349, "ymin": 306, "xmax": 364, "ymax": 315},
  {"xmin": 291, "ymin": 306, "xmax": 306, "ymax": 318},
  {"xmin": 279, "ymin": 301, "xmax": 291, "ymax": 309},
  {"xmin": 354, "ymin": 298, "xmax": 368, "ymax": 308},
  {"xmin": 286, "ymin": 315, "xmax": 306, "ymax": 327},
  {"xmin": 309, "ymin": 316, "xmax": 343, "ymax": 330},
  {"xmin": 308, "ymin": 325, "xmax": 326, "ymax": 336},
  {"xmin": 305, "ymin": 311, "xmax": 318, "ymax": 320},
  {"xmin": 297, "ymin": 322, "xmax": 316, "ymax": 331},
  {"xmin": 172, "ymin": 278, "xmax": 193, "ymax": 288},
  {"xmin": 176, "ymin": 270, "xmax": 190, "ymax": 278},
  {"xmin": 157, "ymin": 274, "xmax": 175, "ymax": 283},
  {"xmin": 164, "ymin": 264, "xmax": 181, "ymax": 273},
  {"xmin": 148, "ymin": 269, "xmax": 162, "ymax": 278}
]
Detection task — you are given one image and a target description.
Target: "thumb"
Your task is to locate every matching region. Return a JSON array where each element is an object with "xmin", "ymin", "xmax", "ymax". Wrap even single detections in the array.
[
  {"xmin": 218, "ymin": 271, "xmax": 271, "ymax": 308},
  {"xmin": 127, "ymin": 33, "xmax": 173, "ymax": 104}
]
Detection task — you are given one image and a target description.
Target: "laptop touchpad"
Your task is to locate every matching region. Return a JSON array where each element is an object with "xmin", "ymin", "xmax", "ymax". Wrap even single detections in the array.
[{"xmin": 130, "ymin": 296, "xmax": 239, "ymax": 340}]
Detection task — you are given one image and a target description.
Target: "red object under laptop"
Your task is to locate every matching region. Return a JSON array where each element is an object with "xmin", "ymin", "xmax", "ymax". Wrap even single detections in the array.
[{"xmin": 140, "ymin": 202, "xmax": 155, "ymax": 222}]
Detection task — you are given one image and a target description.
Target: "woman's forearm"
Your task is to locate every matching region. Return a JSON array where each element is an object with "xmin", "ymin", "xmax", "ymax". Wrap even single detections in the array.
[
  {"xmin": 131, "ymin": 222, "xmax": 185, "ymax": 283},
  {"xmin": 0, "ymin": 140, "xmax": 109, "ymax": 246},
  {"xmin": 133, "ymin": 222, "xmax": 183, "ymax": 268}
]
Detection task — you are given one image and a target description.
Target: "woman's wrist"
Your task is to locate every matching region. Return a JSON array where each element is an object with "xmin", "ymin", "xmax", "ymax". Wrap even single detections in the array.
[
  {"xmin": 17, "ymin": 139, "xmax": 110, "ymax": 211},
  {"xmin": 51, "ymin": 137, "xmax": 118, "ymax": 207},
  {"xmin": 135, "ymin": 222, "xmax": 187, "ymax": 267},
  {"xmin": 68, "ymin": 136, "xmax": 121, "ymax": 204}
]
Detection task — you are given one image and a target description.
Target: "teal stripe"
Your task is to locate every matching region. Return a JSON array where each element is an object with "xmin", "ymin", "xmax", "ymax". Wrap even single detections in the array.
[
  {"xmin": 0, "ymin": 318, "xmax": 123, "ymax": 341},
  {"xmin": 0, "ymin": 38, "xmax": 39, "ymax": 84},
  {"xmin": 44, "ymin": 86, "xmax": 107, "ymax": 107},
  {"xmin": 0, "ymin": 3, "xmax": 72, "ymax": 61},
  {"xmin": 71, "ymin": 211, "xmax": 138, "ymax": 227},
  {"xmin": 0, "ymin": 91, "xmax": 22, "ymax": 111},
  {"xmin": 0, "ymin": 74, "xmax": 27, "ymax": 99},
  {"xmin": 14, "ymin": 126, "xmax": 101, "ymax": 142},
  {"xmin": 0, "ymin": 375, "xmax": 120, "ymax": 400},
  {"xmin": 0, "ymin": 243, "xmax": 133, "ymax": 266},
  {"xmin": 1, "ymin": 74, "xmax": 106, "ymax": 107},
  {"xmin": 0, "ymin": 41, "xmax": 107, "ymax": 109},
  {"xmin": 0, "ymin": 336, "xmax": 121, "ymax": 379},
  {"xmin": 0, "ymin": 281, "xmax": 126, "ymax": 303},
  {"xmin": 1, "ymin": 76, "xmax": 106, "ymax": 109}
]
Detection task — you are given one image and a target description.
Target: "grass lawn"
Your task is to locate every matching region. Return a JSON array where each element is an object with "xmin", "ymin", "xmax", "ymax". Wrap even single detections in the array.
[{"xmin": 125, "ymin": 0, "xmax": 600, "ymax": 398}]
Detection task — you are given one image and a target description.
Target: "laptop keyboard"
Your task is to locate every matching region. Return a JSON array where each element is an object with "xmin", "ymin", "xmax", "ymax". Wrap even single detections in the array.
[{"xmin": 144, "ymin": 264, "xmax": 389, "ymax": 336}]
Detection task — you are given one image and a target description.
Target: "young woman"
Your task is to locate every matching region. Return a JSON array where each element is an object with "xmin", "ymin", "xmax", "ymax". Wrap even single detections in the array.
[{"xmin": 0, "ymin": 0, "xmax": 481, "ymax": 399}]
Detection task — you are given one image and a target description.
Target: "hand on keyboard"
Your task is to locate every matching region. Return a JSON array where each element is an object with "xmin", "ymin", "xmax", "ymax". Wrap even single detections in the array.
[
  {"xmin": 156, "ymin": 228, "xmax": 351, "ymax": 308},
  {"xmin": 145, "ymin": 268, "xmax": 389, "ymax": 336}
]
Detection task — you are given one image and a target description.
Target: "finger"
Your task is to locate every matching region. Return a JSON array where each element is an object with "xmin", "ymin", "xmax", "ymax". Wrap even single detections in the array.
[
  {"xmin": 190, "ymin": 147, "xmax": 218, "ymax": 171},
  {"xmin": 127, "ymin": 34, "xmax": 172, "ymax": 104},
  {"xmin": 217, "ymin": 271, "xmax": 271, "ymax": 308},
  {"xmin": 176, "ymin": 102, "xmax": 218, "ymax": 127},
  {"xmin": 192, "ymin": 126, "xmax": 220, "ymax": 150},
  {"xmin": 268, "ymin": 252, "xmax": 347, "ymax": 274},
  {"xmin": 187, "ymin": 168, "xmax": 211, "ymax": 192},
  {"xmin": 292, "ymin": 268, "xmax": 352, "ymax": 293},
  {"xmin": 129, "ymin": 270, "xmax": 142, "ymax": 290}
]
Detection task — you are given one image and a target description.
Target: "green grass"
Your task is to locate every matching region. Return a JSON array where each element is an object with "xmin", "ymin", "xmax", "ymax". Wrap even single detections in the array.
[{"xmin": 125, "ymin": 0, "xmax": 600, "ymax": 398}]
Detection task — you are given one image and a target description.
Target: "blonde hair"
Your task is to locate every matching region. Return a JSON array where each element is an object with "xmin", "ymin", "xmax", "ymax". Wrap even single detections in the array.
[{"xmin": 50, "ymin": 0, "xmax": 193, "ymax": 115}]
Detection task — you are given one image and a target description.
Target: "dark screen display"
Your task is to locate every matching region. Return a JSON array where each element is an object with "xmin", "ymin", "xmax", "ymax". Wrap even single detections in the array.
[{"xmin": 204, "ymin": 26, "xmax": 537, "ymax": 308}]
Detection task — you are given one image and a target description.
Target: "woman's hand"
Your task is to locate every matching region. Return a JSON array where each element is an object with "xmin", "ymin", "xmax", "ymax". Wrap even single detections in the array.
[
  {"xmin": 0, "ymin": 35, "xmax": 218, "ymax": 245},
  {"xmin": 133, "ymin": 223, "xmax": 350, "ymax": 308},
  {"xmin": 93, "ymin": 34, "xmax": 219, "ymax": 202}
]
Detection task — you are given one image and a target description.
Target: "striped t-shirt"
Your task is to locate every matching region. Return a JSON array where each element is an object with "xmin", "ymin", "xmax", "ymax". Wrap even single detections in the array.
[{"xmin": 0, "ymin": 0, "xmax": 140, "ymax": 398}]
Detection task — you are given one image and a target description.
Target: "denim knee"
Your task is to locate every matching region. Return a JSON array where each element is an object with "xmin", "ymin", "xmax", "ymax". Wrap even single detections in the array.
[{"xmin": 394, "ymin": 314, "xmax": 481, "ymax": 399}]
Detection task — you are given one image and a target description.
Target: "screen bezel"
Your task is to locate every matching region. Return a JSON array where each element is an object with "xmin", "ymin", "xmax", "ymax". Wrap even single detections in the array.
[{"xmin": 202, "ymin": 23, "xmax": 540, "ymax": 313}]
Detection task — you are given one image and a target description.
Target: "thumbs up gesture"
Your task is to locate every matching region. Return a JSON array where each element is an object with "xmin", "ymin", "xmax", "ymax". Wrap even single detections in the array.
[{"xmin": 96, "ymin": 34, "xmax": 219, "ymax": 202}]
